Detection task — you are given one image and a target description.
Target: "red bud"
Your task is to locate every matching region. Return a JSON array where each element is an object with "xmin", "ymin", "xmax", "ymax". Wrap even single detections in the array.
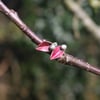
[
  {"xmin": 36, "ymin": 41, "xmax": 51, "ymax": 52},
  {"xmin": 50, "ymin": 46, "xmax": 64, "ymax": 60}
]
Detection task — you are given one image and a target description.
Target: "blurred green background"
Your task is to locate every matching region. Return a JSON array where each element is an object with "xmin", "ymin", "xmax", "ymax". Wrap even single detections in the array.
[{"xmin": 0, "ymin": 0, "xmax": 100, "ymax": 100}]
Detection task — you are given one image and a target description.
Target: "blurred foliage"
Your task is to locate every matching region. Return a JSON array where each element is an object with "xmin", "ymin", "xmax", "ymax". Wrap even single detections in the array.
[{"xmin": 0, "ymin": 0, "xmax": 100, "ymax": 100}]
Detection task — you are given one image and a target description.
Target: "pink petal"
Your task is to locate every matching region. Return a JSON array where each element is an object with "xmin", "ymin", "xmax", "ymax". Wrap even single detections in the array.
[
  {"xmin": 50, "ymin": 46, "xmax": 64, "ymax": 60},
  {"xmin": 36, "ymin": 41, "xmax": 51, "ymax": 52}
]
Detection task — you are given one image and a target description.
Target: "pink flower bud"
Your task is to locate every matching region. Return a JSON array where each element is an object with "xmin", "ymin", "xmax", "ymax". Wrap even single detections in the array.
[
  {"xmin": 50, "ymin": 46, "xmax": 64, "ymax": 60},
  {"xmin": 36, "ymin": 40, "xmax": 51, "ymax": 52}
]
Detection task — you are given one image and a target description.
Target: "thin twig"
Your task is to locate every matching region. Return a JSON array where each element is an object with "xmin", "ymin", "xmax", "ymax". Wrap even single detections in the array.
[
  {"xmin": 64, "ymin": 0, "xmax": 100, "ymax": 42},
  {"xmin": 0, "ymin": 0, "xmax": 100, "ymax": 75},
  {"xmin": 72, "ymin": 0, "xmax": 82, "ymax": 39},
  {"xmin": 0, "ymin": 1, "xmax": 42, "ymax": 45}
]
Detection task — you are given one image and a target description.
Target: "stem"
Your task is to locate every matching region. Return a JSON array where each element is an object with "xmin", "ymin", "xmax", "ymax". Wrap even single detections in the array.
[
  {"xmin": 0, "ymin": 0, "xmax": 100, "ymax": 75},
  {"xmin": 0, "ymin": 1, "xmax": 42, "ymax": 45},
  {"xmin": 64, "ymin": 0, "xmax": 100, "ymax": 42},
  {"xmin": 66, "ymin": 54, "xmax": 100, "ymax": 75}
]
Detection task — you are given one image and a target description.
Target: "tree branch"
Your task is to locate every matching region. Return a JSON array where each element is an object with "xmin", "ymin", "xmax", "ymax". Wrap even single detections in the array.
[
  {"xmin": 0, "ymin": 1, "xmax": 42, "ymax": 45},
  {"xmin": 0, "ymin": 0, "xmax": 100, "ymax": 75},
  {"xmin": 64, "ymin": 0, "xmax": 100, "ymax": 42}
]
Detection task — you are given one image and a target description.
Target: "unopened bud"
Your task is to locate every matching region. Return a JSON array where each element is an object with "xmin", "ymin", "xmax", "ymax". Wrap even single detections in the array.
[
  {"xmin": 49, "ymin": 42, "xmax": 58, "ymax": 50},
  {"xmin": 61, "ymin": 44, "xmax": 67, "ymax": 50}
]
